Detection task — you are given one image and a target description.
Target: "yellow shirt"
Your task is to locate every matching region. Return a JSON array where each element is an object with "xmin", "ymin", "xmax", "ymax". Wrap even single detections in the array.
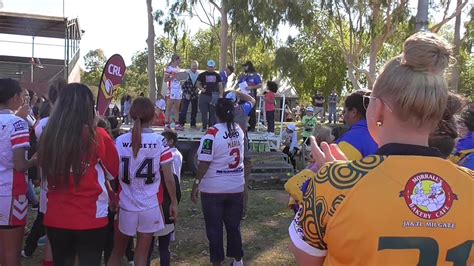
[{"xmin": 286, "ymin": 152, "xmax": 474, "ymax": 265}]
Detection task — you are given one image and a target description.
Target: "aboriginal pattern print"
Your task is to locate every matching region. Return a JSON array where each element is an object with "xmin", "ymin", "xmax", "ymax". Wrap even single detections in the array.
[
  {"xmin": 328, "ymin": 195, "xmax": 345, "ymax": 216},
  {"xmin": 316, "ymin": 155, "xmax": 385, "ymax": 189},
  {"xmin": 299, "ymin": 179, "xmax": 329, "ymax": 249},
  {"xmin": 296, "ymin": 155, "xmax": 385, "ymax": 250}
]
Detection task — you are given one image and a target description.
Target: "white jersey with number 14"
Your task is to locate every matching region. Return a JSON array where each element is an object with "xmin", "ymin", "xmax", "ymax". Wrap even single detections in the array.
[{"xmin": 115, "ymin": 130, "xmax": 173, "ymax": 212}]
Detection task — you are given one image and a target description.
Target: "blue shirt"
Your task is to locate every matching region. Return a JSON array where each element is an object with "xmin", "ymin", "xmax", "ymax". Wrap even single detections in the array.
[
  {"xmin": 336, "ymin": 119, "xmax": 378, "ymax": 160},
  {"xmin": 455, "ymin": 132, "xmax": 474, "ymax": 152},
  {"xmin": 239, "ymin": 73, "xmax": 262, "ymax": 97},
  {"xmin": 220, "ymin": 71, "xmax": 228, "ymax": 88}
]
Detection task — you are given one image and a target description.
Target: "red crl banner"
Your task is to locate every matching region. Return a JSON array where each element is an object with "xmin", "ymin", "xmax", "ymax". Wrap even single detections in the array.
[{"xmin": 96, "ymin": 54, "xmax": 126, "ymax": 115}]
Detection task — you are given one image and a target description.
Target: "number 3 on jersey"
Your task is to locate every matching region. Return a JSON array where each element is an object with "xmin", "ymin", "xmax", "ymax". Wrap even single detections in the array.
[
  {"xmin": 121, "ymin": 157, "xmax": 155, "ymax": 185},
  {"xmin": 229, "ymin": 148, "xmax": 241, "ymax": 169}
]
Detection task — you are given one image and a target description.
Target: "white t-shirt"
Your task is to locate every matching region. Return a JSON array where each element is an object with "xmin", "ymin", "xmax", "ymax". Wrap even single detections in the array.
[
  {"xmin": 197, "ymin": 123, "xmax": 245, "ymax": 193},
  {"xmin": 34, "ymin": 117, "xmax": 49, "ymax": 139},
  {"xmin": 166, "ymin": 65, "xmax": 182, "ymax": 92},
  {"xmin": 170, "ymin": 147, "xmax": 182, "ymax": 182},
  {"xmin": 115, "ymin": 129, "xmax": 173, "ymax": 212}
]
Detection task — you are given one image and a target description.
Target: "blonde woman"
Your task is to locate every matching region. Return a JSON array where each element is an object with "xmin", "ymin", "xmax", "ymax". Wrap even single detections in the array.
[{"xmin": 286, "ymin": 32, "xmax": 473, "ymax": 265}]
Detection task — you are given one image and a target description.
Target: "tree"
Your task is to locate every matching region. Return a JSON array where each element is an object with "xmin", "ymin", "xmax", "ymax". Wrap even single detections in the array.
[
  {"xmin": 83, "ymin": 49, "xmax": 106, "ymax": 72},
  {"xmin": 450, "ymin": 0, "xmax": 462, "ymax": 92},
  {"xmin": 146, "ymin": 0, "xmax": 157, "ymax": 101},
  {"xmin": 275, "ymin": 29, "xmax": 346, "ymax": 99},
  {"xmin": 81, "ymin": 49, "xmax": 107, "ymax": 95},
  {"xmin": 160, "ymin": 0, "xmax": 314, "ymax": 71},
  {"xmin": 313, "ymin": 0, "xmax": 409, "ymax": 90}
]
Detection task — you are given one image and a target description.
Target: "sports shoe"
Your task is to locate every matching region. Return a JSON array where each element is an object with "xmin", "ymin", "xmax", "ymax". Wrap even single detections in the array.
[
  {"xmin": 37, "ymin": 235, "xmax": 47, "ymax": 247},
  {"xmin": 232, "ymin": 258, "xmax": 243, "ymax": 266},
  {"xmin": 241, "ymin": 211, "xmax": 247, "ymax": 220},
  {"xmin": 21, "ymin": 250, "xmax": 31, "ymax": 259},
  {"xmin": 128, "ymin": 261, "xmax": 135, "ymax": 266},
  {"xmin": 201, "ymin": 127, "xmax": 207, "ymax": 132}
]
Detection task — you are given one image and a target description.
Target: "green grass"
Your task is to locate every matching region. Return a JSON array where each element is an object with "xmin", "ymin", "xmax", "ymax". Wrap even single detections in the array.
[{"xmin": 23, "ymin": 178, "xmax": 296, "ymax": 265}]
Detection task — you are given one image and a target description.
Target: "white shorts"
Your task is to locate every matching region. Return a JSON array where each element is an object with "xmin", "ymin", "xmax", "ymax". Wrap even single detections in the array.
[
  {"xmin": 118, "ymin": 206, "xmax": 164, "ymax": 236},
  {"xmin": 169, "ymin": 89, "xmax": 183, "ymax": 100}
]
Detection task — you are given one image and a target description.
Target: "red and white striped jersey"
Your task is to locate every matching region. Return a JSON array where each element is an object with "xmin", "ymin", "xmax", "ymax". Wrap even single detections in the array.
[
  {"xmin": 0, "ymin": 110, "xmax": 30, "ymax": 226},
  {"xmin": 0, "ymin": 110, "xmax": 30, "ymax": 197},
  {"xmin": 115, "ymin": 129, "xmax": 173, "ymax": 212}
]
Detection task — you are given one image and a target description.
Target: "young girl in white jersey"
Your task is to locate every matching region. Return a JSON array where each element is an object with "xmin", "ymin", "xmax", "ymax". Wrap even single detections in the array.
[
  {"xmin": 0, "ymin": 78, "xmax": 37, "ymax": 266},
  {"xmin": 164, "ymin": 54, "xmax": 184, "ymax": 130},
  {"xmin": 146, "ymin": 131, "xmax": 182, "ymax": 266},
  {"xmin": 108, "ymin": 97, "xmax": 178, "ymax": 266}
]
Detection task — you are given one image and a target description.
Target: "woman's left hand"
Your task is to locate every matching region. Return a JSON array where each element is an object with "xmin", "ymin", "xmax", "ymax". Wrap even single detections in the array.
[
  {"xmin": 191, "ymin": 185, "xmax": 199, "ymax": 204},
  {"xmin": 308, "ymin": 136, "xmax": 348, "ymax": 173}
]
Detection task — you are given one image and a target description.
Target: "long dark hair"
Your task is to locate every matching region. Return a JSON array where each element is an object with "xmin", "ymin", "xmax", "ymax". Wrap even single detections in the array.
[
  {"xmin": 130, "ymin": 97, "xmax": 155, "ymax": 158},
  {"xmin": 216, "ymin": 98, "xmax": 235, "ymax": 133},
  {"xmin": 38, "ymin": 83, "xmax": 96, "ymax": 187}
]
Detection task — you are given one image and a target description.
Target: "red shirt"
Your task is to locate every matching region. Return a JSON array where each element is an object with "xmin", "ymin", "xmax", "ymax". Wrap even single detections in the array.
[
  {"xmin": 44, "ymin": 127, "xmax": 119, "ymax": 230},
  {"xmin": 153, "ymin": 111, "xmax": 166, "ymax": 127},
  {"xmin": 264, "ymin": 92, "xmax": 276, "ymax": 112}
]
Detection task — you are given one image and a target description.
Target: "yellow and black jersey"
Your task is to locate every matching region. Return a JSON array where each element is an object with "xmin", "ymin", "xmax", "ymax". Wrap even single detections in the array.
[{"xmin": 285, "ymin": 143, "xmax": 474, "ymax": 266}]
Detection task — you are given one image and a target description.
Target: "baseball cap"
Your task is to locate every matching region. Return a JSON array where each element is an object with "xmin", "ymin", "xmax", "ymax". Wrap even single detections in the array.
[
  {"xmin": 207, "ymin": 60, "xmax": 216, "ymax": 68},
  {"xmin": 225, "ymin": 91, "xmax": 237, "ymax": 102},
  {"xmin": 306, "ymin": 106, "xmax": 314, "ymax": 112},
  {"xmin": 287, "ymin": 124, "xmax": 296, "ymax": 132},
  {"xmin": 155, "ymin": 99, "xmax": 166, "ymax": 111}
]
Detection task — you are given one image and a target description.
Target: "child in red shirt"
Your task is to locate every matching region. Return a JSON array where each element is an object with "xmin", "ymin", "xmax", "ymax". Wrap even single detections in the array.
[
  {"xmin": 154, "ymin": 99, "xmax": 166, "ymax": 127},
  {"xmin": 264, "ymin": 81, "xmax": 278, "ymax": 133}
]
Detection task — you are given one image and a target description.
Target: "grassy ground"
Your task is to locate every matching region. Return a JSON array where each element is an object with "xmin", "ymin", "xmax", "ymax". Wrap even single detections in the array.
[{"xmin": 23, "ymin": 178, "xmax": 295, "ymax": 266}]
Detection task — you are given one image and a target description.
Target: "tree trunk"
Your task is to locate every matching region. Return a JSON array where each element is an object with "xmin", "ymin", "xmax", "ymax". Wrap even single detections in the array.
[
  {"xmin": 451, "ymin": 0, "xmax": 462, "ymax": 92},
  {"xmin": 346, "ymin": 55, "xmax": 361, "ymax": 91},
  {"xmin": 146, "ymin": 0, "xmax": 157, "ymax": 101},
  {"xmin": 219, "ymin": 3, "xmax": 229, "ymax": 71},
  {"xmin": 416, "ymin": 0, "xmax": 429, "ymax": 31}
]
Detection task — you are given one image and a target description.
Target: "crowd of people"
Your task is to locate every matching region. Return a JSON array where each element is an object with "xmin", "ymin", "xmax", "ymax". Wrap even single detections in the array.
[{"xmin": 0, "ymin": 30, "xmax": 472, "ymax": 266}]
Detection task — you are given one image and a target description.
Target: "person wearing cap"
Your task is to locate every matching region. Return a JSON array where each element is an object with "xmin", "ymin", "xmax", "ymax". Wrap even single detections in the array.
[
  {"xmin": 153, "ymin": 98, "xmax": 167, "ymax": 127},
  {"xmin": 302, "ymin": 106, "xmax": 317, "ymax": 145},
  {"xmin": 225, "ymin": 90, "xmax": 256, "ymax": 219},
  {"xmin": 282, "ymin": 124, "xmax": 299, "ymax": 170},
  {"xmin": 196, "ymin": 60, "xmax": 223, "ymax": 131},
  {"xmin": 179, "ymin": 61, "xmax": 200, "ymax": 129},
  {"xmin": 239, "ymin": 61, "xmax": 262, "ymax": 131}
]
